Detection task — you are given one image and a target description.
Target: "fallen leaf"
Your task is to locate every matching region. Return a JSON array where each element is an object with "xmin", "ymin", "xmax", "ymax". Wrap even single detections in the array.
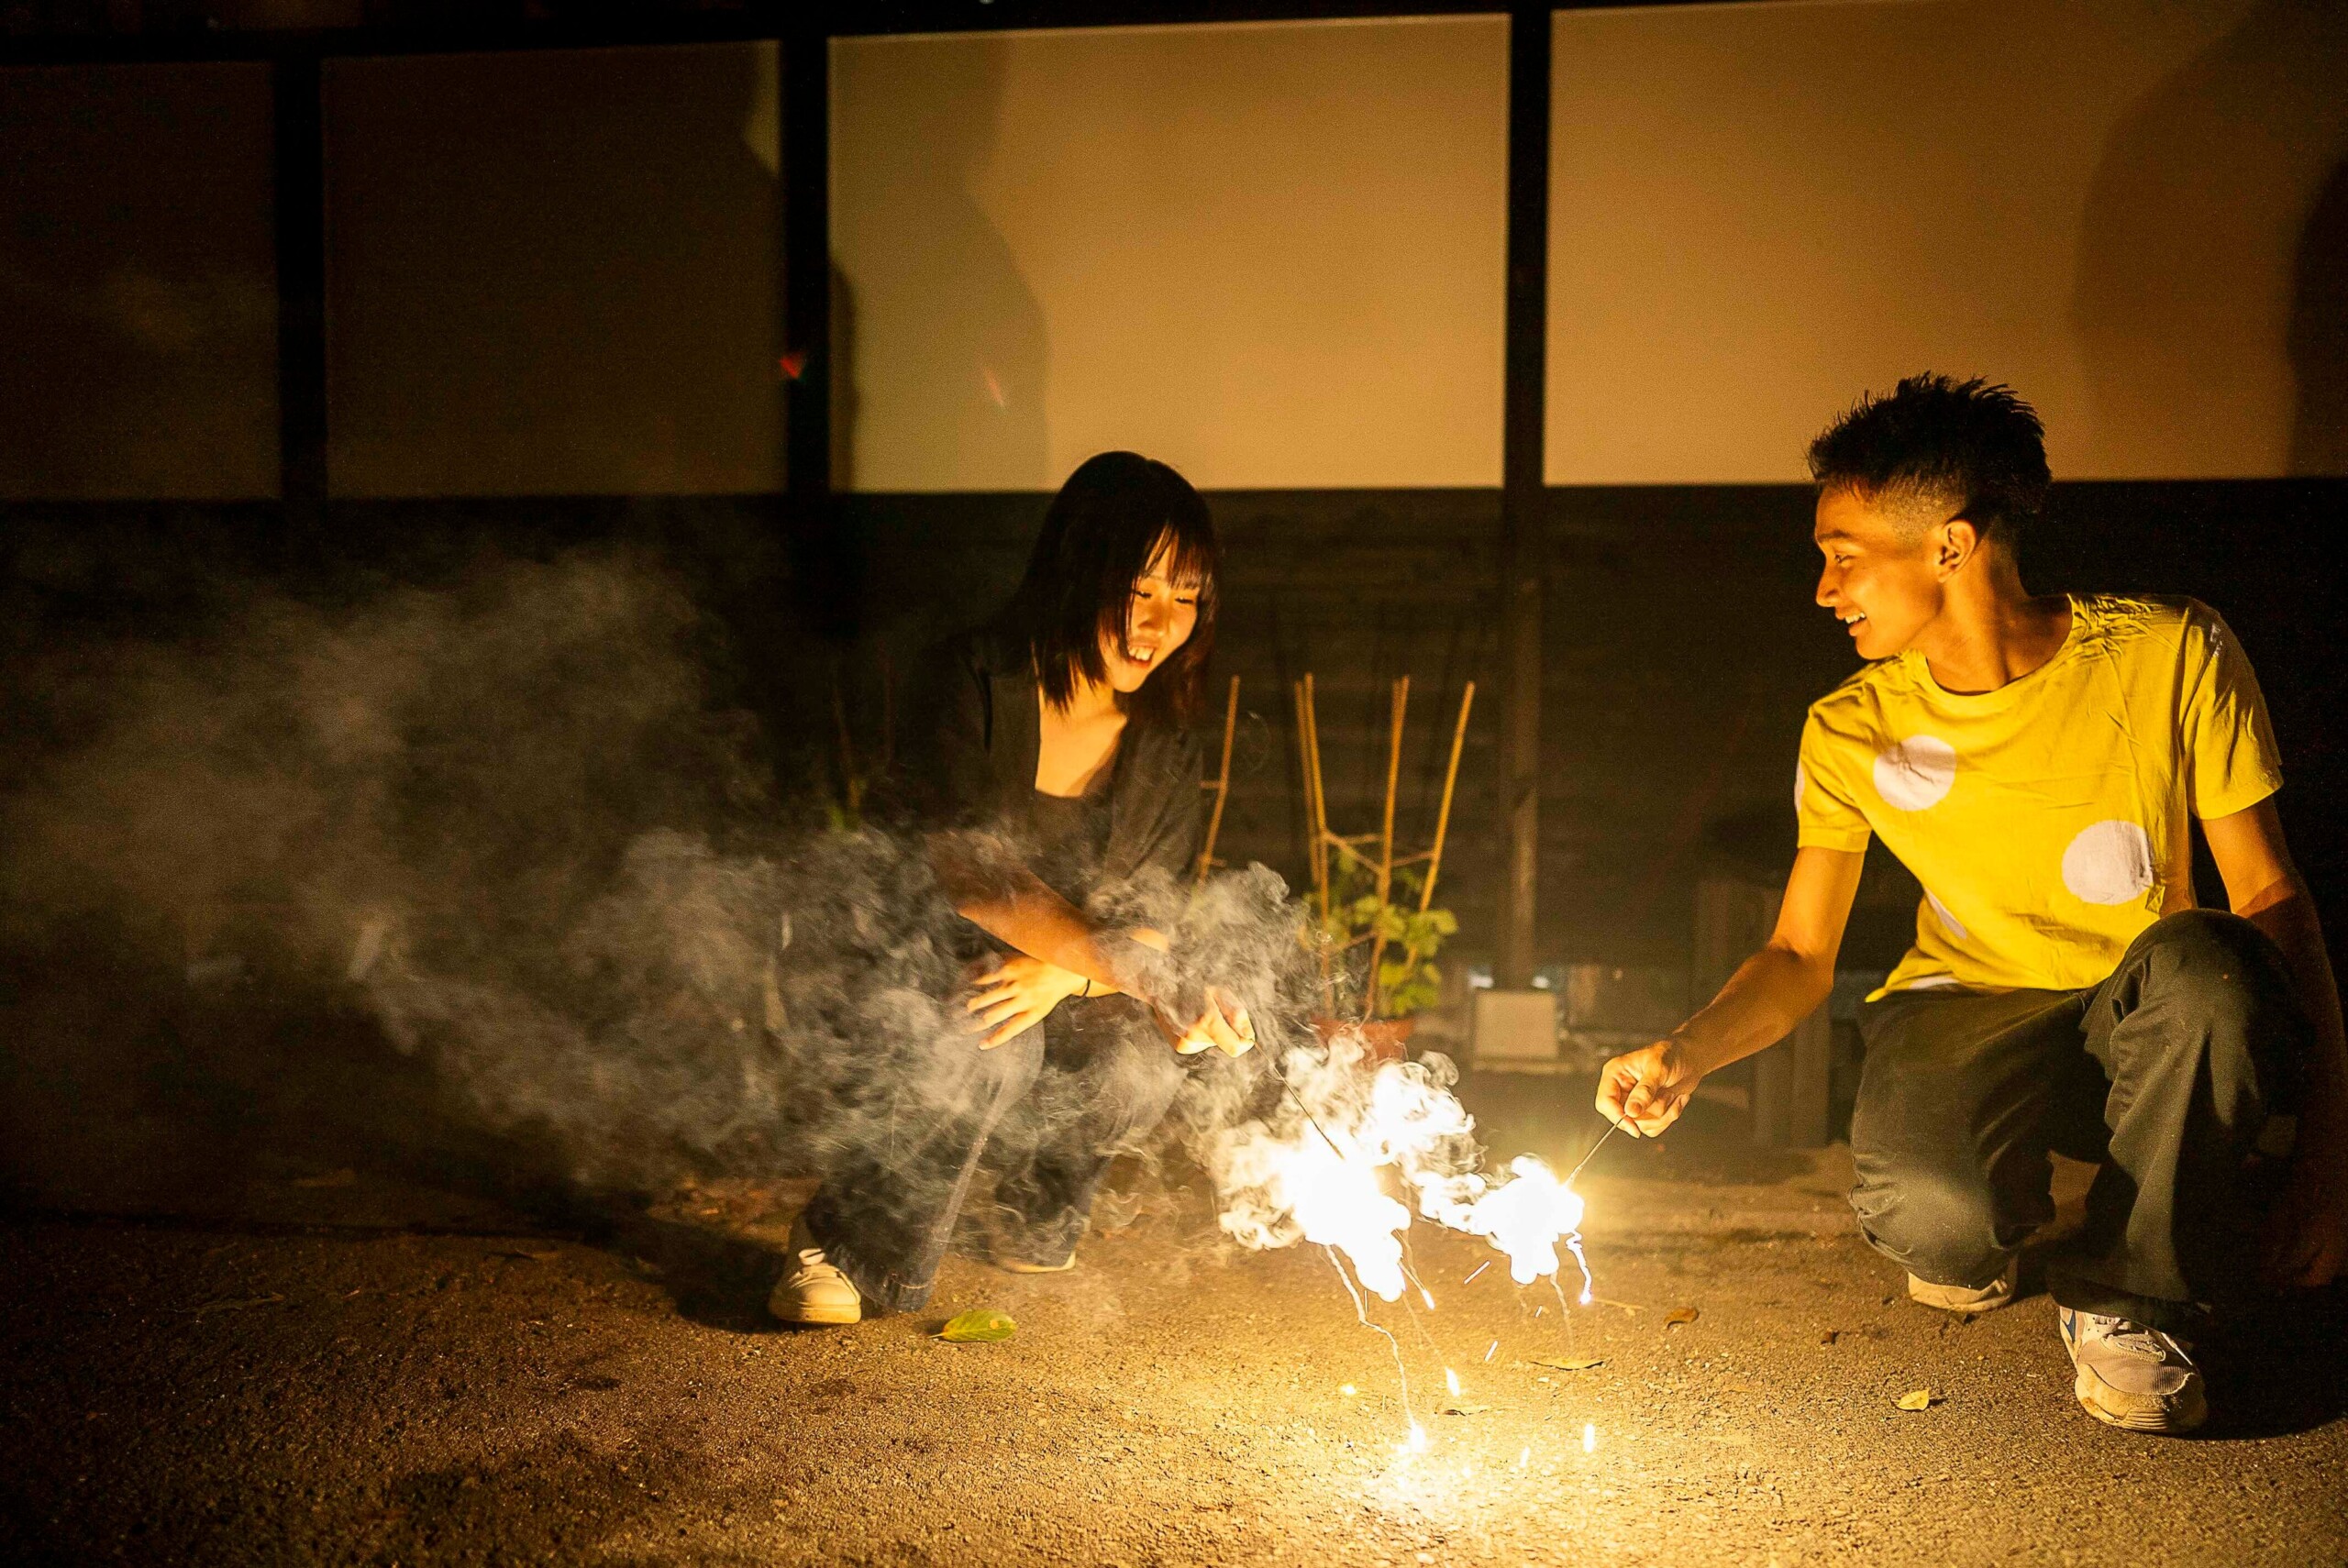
[
  {"xmin": 1895, "ymin": 1388, "xmax": 1934, "ymax": 1411},
  {"xmin": 1530, "ymin": 1356, "xmax": 1606, "ymax": 1371},
  {"xmin": 937, "ymin": 1308, "xmax": 1017, "ymax": 1343},
  {"xmin": 181, "ymin": 1294, "xmax": 286, "ymax": 1319},
  {"xmin": 293, "ymin": 1168, "xmax": 356, "ymax": 1189},
  {"xmin": 1665, "ymin": 1307, "xmax": 1700, "ymax": 1327},
  {"xmin": 1440, "ymin": 1403, "xmax": 1492, "ymax": 1417},
  {"xmin": 1820, "ymin": 1330, "xmax": 1841, "ymax": 1346}
]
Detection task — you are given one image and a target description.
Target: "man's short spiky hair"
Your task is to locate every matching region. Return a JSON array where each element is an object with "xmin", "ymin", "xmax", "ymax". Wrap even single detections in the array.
[{"xmin": 1806, "ymin": 374, "xmax": 2052, "ymax": 545}]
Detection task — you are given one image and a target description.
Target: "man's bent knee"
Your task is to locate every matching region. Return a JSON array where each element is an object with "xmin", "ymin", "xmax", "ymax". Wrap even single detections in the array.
[
  {"xmin": 2123, "ymin": 910, "xmax": 2283, "ymax": 1000},
  {"xmin": 1849, "ymin": 1164, "xmax": 2016, "ymax": 1288}
]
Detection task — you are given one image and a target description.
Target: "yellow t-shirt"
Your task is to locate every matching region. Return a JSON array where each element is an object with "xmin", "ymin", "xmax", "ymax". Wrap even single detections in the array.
[{"xmin": 1796, "ymin": 595, "xmax": 2282, "ymax": 999}]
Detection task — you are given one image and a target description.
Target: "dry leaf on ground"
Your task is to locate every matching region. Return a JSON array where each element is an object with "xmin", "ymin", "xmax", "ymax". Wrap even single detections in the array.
[
  {"xmin": 1440, "ymin": 1403, "xmax": 1492, "ymax": 1417},
  {"xmin": 1531, "ymin": 1356, "xmax": 1606, "ymax": 1371},
  {"xmin": 1664, "ymin": 1307, "xmax": 1700, "ymax": 1327},
  {"xmin": 1895, "ymin": 1388, "xmax": 1935, "ymax": 1411},
  {"xmin": 937, "ymin": 1308, "xmax": 1017, "ymax": 1343}
]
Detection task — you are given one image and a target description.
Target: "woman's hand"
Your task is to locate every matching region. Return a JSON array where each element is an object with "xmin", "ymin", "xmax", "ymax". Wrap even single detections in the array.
[
  {"xmin": 966, "ymin": 955, "xmax": 1088, "ymax": 1049},
  {"xmin": 1155, "ymin": 989, "xmax": 1256, "ymax": 1057},
  {"xmin": 1595, "ymin": 1040, "xmax": 1702, "ymax": 1137}
]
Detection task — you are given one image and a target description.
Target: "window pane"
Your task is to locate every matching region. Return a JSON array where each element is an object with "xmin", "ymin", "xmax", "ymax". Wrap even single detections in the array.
[
  {"xmin": 326, "ymin": 44, "xmax": 782, "ymax": 497},
  {"xmin": 0, "ymin": 63, "xmax": 276, "ymax": 500},
  {"xmin": 1547, "ymin": 0, "xmax": 2344, "ymax": 481},
  {"xmin": 834, "ymin": 17, "xmax": 1507, "ymax": 492}
]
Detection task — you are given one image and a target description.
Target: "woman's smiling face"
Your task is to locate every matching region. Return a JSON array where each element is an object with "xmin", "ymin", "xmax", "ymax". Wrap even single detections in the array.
[{"xmin": 1100, "ymin": 534, "xmax": 1201, "ymax": 693}]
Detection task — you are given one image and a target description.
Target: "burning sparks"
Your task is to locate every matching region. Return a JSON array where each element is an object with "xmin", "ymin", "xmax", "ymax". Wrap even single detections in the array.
[
  {"xmin": 1211, "ymin": 1031, "xmax": 1610, "ymax": 1463},
  {"xmin": 1213, "ymin": 1034, "xmax": 1600, "ymax": 1299},
  {"xmin": 1582, "ymin": 1422, "xmax": 1598, "ymax": 1453}
]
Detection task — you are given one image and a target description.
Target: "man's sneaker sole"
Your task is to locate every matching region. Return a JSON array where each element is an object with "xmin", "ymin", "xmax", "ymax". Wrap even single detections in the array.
[
  {"xmin": 995, "ymin": 1255, "xmax": 1077, "ymax": 1275},
  {"xmin": 2073, "ymin": 1364, "xmax": 2208, "ymax": 1433}
]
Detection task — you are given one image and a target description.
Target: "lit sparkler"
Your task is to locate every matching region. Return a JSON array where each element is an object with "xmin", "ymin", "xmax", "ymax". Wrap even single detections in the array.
[{"xmin": 1214, "ymin": 1030, "xmax": 1616, "ymax": 1460}]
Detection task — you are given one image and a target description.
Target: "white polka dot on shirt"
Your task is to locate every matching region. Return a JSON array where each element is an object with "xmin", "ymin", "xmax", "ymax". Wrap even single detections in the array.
[
  {"xmin": 2061, "ymin": 820, "xmax": 2155, "ymax": 905},
  {"xmin": 1924, "ymin": 889, "xmax": 1968, "ymax": 942},
  {"xmin": 1872, "ymin": 735, "xmax": 1957, "ymax": 811}
]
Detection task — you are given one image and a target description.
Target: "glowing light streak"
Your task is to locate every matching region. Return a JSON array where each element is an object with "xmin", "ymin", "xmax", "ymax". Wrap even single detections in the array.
[{"xmin": 1582, "ymin": 1422, "xmax": 1598, "ymax": 1453}]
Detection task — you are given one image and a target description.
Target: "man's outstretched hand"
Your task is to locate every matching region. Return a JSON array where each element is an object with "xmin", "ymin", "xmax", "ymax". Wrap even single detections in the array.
[{"xmin": 1595, "ymin": 1040, "xmax": 1703, "ymax": 1138}]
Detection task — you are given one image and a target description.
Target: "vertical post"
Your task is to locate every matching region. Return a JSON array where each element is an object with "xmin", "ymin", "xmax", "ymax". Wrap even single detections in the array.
[
  {"xmin": 1497, "ymin": 6, "xmax": 1551, "ymax": 988},
  {"xmin": 782, "ymin": 24, "xmax": 846, "ymax": 635},
  {"xmin": 273, "ymin": 50, "xmax": 327, "ymax": 526}
]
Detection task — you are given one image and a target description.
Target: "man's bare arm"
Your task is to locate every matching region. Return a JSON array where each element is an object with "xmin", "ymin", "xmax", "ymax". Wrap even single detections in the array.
[
  {"xmin": 2202, "ymin": 800, "xmax": 2348, "ymax": 1287},
  {"xmin": 1597, "ymin": 846, "xmax": 1864, "ymax": 1135}
]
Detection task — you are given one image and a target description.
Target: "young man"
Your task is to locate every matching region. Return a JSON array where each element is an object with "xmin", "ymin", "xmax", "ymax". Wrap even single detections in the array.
[{"xmin": 1596, "ymin": 375, "xmax": 2347, "ymax": 1433}]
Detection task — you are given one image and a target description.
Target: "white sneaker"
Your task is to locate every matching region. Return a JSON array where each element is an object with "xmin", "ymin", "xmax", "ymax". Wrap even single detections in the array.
[
  {"xmin": 2058, "ymin": 1307, "xmax": 2207, "ymax": 1433},
  {"xmin": 1907, "ymin": 1257, "xmax": 2018, "ymax": 1313},
  {"xmin": 768, "ymin": 1218, "xmax": 861, "ymax": 1326}
]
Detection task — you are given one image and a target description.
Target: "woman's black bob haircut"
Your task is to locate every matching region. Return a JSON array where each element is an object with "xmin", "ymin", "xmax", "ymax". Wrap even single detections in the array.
[{"xmin": 996, "ymin": 451, "xmax": 1220, "ymax": 727}]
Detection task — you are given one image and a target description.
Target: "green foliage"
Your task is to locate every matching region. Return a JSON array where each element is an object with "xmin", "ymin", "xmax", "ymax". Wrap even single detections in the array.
[{"xmin": 1315, "ymin": 857, "xmax": 1460, "ymax": 1020}]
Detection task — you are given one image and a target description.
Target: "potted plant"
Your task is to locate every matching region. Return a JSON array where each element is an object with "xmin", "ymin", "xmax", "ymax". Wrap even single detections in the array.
[
  {"xmin": 1292, "ymin": 673, "xmax": 1474, "ymax": 1064},
  {"xmin": 1313, "ymin": 857, "xmax": 1458, "ymax": 1061}
]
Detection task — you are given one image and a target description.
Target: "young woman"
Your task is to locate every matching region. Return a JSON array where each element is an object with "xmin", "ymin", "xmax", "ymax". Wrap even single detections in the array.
[{"xmin": 773, "ymin": 451, "xmax": 1253, "ymax": 1326}]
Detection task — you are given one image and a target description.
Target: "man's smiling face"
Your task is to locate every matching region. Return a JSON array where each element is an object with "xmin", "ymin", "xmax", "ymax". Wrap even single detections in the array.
[{"xmin": 1812, "ymin": 485, "xmax": 1950, "ymax": 661}]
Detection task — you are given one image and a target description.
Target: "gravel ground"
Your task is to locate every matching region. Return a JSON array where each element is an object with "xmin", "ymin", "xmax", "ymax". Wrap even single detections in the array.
[{"xmin": 4, "ymin": 1084, "xmax": 2344, "ymax": 1568}]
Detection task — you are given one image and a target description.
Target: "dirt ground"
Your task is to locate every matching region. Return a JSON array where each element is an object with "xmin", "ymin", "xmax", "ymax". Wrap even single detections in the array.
[{"xmin": 4, "ymin": 1078, "xmax": 2345, "ymax": 1568}]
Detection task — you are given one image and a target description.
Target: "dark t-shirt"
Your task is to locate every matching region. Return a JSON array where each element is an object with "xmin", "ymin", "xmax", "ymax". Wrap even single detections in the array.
[{"xmin": 889, "ymin": 632, "xmax": 1207, "ymax": 899}]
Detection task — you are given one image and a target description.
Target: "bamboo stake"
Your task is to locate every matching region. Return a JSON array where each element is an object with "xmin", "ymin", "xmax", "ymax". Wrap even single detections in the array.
[
  {"xmin": 1301, "ymin": 675, "xmax": 1333, "ymax": 922},
  {"xmin": 1196, "ymin": 676, "xmax": 1241, "ymax": 885},
  {"xmin": 1364, "ymin": 676, "xmax": 1409, "ymax": 1019},
  {"xmin": 1295, "ymin": 676, "xmax": 1335, "ymax": 1014},
  {"xmin": 1419, "ymin": 681, "xmax": 1475, "ymax": 913},
  {"xmin": 1393, "ymin": 680, "xmax": 1476, "ymax": 1017}
]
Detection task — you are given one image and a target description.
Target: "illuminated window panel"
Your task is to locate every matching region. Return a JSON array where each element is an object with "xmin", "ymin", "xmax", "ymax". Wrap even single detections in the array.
[
  {"xmin": 1548, "ymin": 0, "xmax": 2338, "ymax": 482},
  {"xmin": 834, "ymin": 17, "xmax": 1508, "ymax": 493},
  {"xmin": 0, "ymin": 63, "xmax": 276, "ymax": 500}
]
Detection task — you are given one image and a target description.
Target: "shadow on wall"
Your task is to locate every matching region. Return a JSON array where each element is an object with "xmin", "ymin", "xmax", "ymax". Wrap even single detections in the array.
[
  {"xmin": 2289, "ymin": 159, "xmax": 2348, "ymax": 475},
  {"xmin": 2072, "ymin": 0, "xmax": 2348, "ymax": 478},
  {"xmin": 832, "ymin": 35, "xmax": 1047, "ymax": 491}
]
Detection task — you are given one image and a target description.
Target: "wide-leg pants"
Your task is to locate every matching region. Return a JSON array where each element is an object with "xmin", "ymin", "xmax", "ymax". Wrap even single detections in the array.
[
  {"xmin": 800, "ymin": 994, "xmax": 1184, "ymax": 1313},
  {"xmin": 1849, "ymin": 910, "xmax": 2305, "ymax": 1332}
]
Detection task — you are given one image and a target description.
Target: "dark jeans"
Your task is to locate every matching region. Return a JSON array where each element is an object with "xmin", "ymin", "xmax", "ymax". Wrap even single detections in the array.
[
  {"xmin": 1850, "ymin": 910, "xmax": 2305, "ymax": 1333},
  {"xmin": 800, "ymin": 994, "xmax": 1184, "ymax": 1313}
]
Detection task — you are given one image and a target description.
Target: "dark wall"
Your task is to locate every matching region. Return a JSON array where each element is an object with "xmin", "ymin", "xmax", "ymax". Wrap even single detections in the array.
[
  {"xmin": 6, "ymin": 477, "xmax": 2342, "ymax": 985},
  {"xmin": 841, "ymin": 477, "xmax": 2348, "ymax": 977}
]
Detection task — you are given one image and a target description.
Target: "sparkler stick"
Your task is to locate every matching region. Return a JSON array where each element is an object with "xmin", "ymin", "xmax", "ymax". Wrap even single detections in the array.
[{"xmin": 1564, "ymin": 1118, "xmax": 1625, "ymax": 1188}]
